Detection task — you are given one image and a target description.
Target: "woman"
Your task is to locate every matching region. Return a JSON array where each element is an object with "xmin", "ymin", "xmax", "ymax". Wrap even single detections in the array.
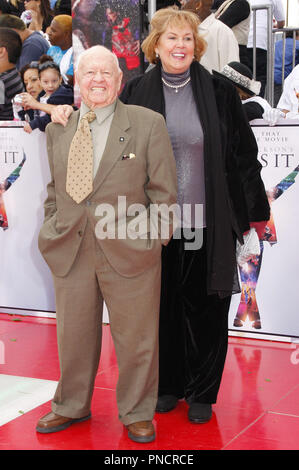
[
  {"xmin": 23, "ymin": 0, "xmax": 53, "ymax": 33},
  {"xmin": 212, "ymin": 61, "xmax": 270, "ymax": 122},
  {"xmin": 22, "ymin": 56, "xmax": 73, "ymax": 133},
  {"xmin": 51, "ymin": 7, "xmax": 270, "ymax": 424},
  {"xmin": 120, "ymin": 7, "xmax": 269, "ymax": 424},
  {"xmin": 20, "ymin": 61, "xmax": 43, "ymax": 100}
]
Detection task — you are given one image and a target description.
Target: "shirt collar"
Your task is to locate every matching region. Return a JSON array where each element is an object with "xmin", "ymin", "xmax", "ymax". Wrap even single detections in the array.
[{"xmin": 80, "ymin": 100, "xmax": 117, "ymax": 125}]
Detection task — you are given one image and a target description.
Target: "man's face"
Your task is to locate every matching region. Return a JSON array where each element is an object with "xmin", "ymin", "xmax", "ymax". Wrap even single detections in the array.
[{"xmin": 76, "ymin": 49, "xmax": 123, "ymax": 109}]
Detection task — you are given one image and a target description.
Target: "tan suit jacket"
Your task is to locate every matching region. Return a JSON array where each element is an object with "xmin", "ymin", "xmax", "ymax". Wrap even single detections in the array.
[{"xmin": 38, "ymin": 99, "xmax": 177, "ymax": 278}]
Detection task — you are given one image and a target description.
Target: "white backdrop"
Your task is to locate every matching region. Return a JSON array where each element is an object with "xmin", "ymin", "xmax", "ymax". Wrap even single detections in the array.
[
  {"xmin": 0, "ymin": 126, "xmax": 110, "ymax": 320},
  {"xmin": 229, "ymin": 121, "xmax": 299, "ymax": 339}
]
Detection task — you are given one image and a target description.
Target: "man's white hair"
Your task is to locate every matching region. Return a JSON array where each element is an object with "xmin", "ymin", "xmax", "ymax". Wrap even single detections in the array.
[{"xmin": 75, "ymin": 45, "xmax": 122, "ymax": 74}]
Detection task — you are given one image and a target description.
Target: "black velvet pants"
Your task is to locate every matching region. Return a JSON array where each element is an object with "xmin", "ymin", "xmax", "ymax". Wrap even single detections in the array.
[{"xmin": 158, "ymin": 229, "xmax": 231, "ymax": 404}]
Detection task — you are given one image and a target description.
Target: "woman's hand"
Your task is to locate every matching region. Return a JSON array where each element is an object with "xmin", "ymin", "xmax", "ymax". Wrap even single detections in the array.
[
  {"xmin": 51, "ymin": 105, "xmax": 74, "ymax": 127},
  {"xmin": 21, "ymin": 92, "xmax": 38, "ymax": 110},
  {"xmin": 23, "ymin": 122, "xmax": 33, "ymax": 134}
]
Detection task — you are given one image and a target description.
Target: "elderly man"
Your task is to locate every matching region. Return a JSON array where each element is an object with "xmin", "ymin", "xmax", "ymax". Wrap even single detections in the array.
[{"xmin": 36, "ymin": 45, "xmax": 177, "ymax": 443}]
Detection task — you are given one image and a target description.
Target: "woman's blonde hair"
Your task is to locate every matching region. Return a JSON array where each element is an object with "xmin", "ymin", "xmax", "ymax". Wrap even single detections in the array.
[{"xmin": 142, "ymin": 7, "xmax": 206, "ymax": 64}]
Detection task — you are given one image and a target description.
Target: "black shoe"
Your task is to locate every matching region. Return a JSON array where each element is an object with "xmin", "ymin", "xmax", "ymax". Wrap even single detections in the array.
[
  {"xmin": 188, "ymin": 403, "xmax": 212, "ymax": 423},
  {"xmin": 155, "ymin": 395, "xmax": 178, "ymax": 413}
]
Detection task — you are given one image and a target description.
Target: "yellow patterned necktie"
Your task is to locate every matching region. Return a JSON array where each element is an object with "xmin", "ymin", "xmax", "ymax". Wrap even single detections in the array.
[{"xmin": 66, "ymin": 110, "xmax": 96, "ymax": 204}]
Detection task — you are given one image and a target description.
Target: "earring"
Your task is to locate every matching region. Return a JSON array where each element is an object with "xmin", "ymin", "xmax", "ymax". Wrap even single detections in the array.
[{"xmin": 156, "ymin": 52, "xmax": 159, "ymax": 58}]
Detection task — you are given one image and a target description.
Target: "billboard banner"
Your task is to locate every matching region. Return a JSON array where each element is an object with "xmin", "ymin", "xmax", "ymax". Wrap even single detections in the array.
[
  {"xmin": 229, "ymin": 123, "xmax": 299, "ymax": 339},
  {"xmin": 0, "ymin": 126, "xmax": 55, "ymax": 314}
]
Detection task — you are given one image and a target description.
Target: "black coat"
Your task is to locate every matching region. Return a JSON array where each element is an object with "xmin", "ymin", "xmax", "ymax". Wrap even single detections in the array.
[{"xmin": 120, "ymin": 61, "xmax": 270, "ymax": 296}]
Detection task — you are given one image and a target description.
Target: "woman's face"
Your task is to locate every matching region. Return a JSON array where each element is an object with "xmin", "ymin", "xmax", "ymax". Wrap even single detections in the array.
[
  {"xmin": 106, "ymin": 8, "xmax": 118, "ymax": 24},
  {"xmin": 155, "ymin": 23, "xmax": 195, "ymax": 74},
  {"xmin": 23, "ymin": 68, "xmax": 42, "ymax": 98}
]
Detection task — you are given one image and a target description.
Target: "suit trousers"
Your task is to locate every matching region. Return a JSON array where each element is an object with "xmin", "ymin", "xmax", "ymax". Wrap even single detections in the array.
[
  {"xmin": 158, "ymin": 229, "xmax": 231, "ymax": 404},
  {"xmin": 51, "ymin": 222, "xmax": 161, "ymax": 426}
]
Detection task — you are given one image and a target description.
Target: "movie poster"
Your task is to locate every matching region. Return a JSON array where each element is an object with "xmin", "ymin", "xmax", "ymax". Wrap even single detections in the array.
[
  {"xmin": 72, "ymin": 0, "xmax": 143, "ymax": 105},
  {"xmin": 0, "ymin": 127, "xmax": 55, "ymax": 314},
  {"xmin": 229, "ymin": 123, "xmax": 299, "ymax": 339}
]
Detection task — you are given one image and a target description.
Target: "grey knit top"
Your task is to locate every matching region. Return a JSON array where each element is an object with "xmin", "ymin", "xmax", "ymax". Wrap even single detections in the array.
[{"xmin": 162, "ymin": 68, "xmax": 206, "ymax": 229}]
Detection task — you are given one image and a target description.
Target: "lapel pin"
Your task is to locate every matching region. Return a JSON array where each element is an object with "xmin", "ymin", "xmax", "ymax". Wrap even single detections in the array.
[{"xmin": 119, "ymin": 137, "xmax": 125, "ymax": 142}]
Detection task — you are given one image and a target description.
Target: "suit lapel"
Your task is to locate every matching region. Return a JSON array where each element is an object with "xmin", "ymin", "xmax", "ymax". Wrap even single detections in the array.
[{"xmin": 92, "ymin": 99, "xmax": 132, "ymax": 192}]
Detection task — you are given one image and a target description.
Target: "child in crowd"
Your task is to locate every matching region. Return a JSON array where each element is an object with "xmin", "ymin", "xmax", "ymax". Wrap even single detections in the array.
[{"xmin": 21, "ymin": 55, "xmax": 73, "ymax": 132}]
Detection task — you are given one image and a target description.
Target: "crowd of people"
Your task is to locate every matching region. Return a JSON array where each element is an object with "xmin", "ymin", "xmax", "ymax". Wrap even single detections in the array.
[
  {"xmin": 0, "ymin": 0, "xmax": 298, "ymax": 444},
  {"xmin": 0, "ymin": 0, "xmax": 298, "ymax": 128},
  {"xmin": 0, "ymin": 0, "xmax": 73, "ymax": 127},
  {"xmin": 33, "ymin": 3, "xmax": 271, "ymax": 441}
]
